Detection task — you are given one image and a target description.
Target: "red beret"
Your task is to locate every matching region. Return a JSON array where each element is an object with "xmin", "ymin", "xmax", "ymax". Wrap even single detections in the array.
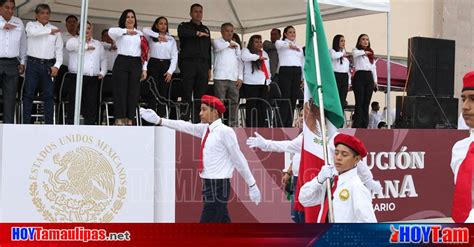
[
  {"xmin": 201, "ymin": 95, "xmax": 226, "ymax": 114},
  {"xmin": 334, "ymin": 133, "xmax": 367, "ymax": 158},
  {"xmin": 463, "ymin": 71, "xmax": 474, "ymax": 92}
]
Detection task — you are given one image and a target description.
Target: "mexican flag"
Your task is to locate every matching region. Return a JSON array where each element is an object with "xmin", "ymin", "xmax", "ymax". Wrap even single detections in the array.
[{"xmin": 293, "ymin": 0, "xmax": 345, "ymax": 223}]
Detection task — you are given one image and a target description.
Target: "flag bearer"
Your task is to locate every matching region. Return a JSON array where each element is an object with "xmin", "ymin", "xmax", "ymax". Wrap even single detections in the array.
[{"xmin": 299, "ymin": 133, "xmax": 377, "ymax": 222}]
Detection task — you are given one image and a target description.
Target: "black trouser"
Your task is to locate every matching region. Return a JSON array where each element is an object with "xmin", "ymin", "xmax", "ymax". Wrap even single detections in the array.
[
  {"xmin": 352, "ymin": 70, "xmax": 374, "ymax": 128},
  {"xmin": 179, "ymin": 59, "xmax": 209, "ymax": 123},
  {"xmin": 242, "ymin": 84, "xmax": 269, "ymax": 128},
  {"xmin": 334, "ymin": 72, "xmax": 349, "ymax": 113},
  {"xmin": 200, "ymin": 178, "xmax": 231, "ymax": 223},
  {"xmin": 65, "ymin": 74, "xmax": 100, "ymax": 125},
  {"xmin": 0, "ymin": 58, "xmax": 19, "ymax": 123},
  {"xmin": 277, "ymin": 66, "xmax": 302, "ymax": 127},
  {"xmin": 143, "ymin": 58, "xmax": 171, "ymax": 119},
  {"xmin": 112, "ymin": 55, "xmax": 142, "ymax": 119}
]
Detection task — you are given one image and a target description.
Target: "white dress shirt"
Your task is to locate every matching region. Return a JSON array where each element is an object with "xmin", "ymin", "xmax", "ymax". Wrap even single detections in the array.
[
  {"xmin": 275, "ymin": 39, "xmax": 304, "ymax": 71},
  {"xmin": 0, "ymin": 15, "xmax": 27, "ymax": 64},
  {"xmin": 101, "ymin": 42, "xmax": 118, "ymax": 71},
  {"xmin": 161, "ymin": 118, "xmax": 256, "ymax": 186},
  {"xmin": 289, "ymin": 153, "xmax": 301, "ymax": 176},
  {"xmin": 330, "ymin": 49, "xmax": 350, "ymax": 73},
  {"xmin": 368, "ymin": 110, "xmax": 383, "ymax": 129},
  {"xmin": 352, "ymin": 48, "xmax": 377, "ymax": 83},
  {"xmin": 61, "ymin": 31, "xmax": 78, "ymax": 66},
  {"xmin": 25, "ymin": 21, "xmax": 63, "ymax": 68},
  {"xmin": 108, "ymin": 27, "xmax": 147, "ymax": 70},
  {"xmin": 241, "ymin": 48, "xmax": 271, "ymax": 85},
  {"xmin": 212, "ymin": 37, "xmax": 242, "ymax": 81},
  {"xmin": 299, "ymin": 167, "xmax": 377, "ymax": 223},
  {"xmin": 142, "ymin": 28, "xmax": 178, "ymax": 74},
  {"xmin": 66, "ymin": 38, "xmax": 107, "ymax": 77},
  {"xmin": 450, "ymin": 129, "xmax": 474, "ymax": 222},
  {"xmin": 450, "ymin": 129, "xmax": 474, "ymax": 183},
  {"xmin": 61, "ymin": 31, "xmax": 76, "ymax": 67}
]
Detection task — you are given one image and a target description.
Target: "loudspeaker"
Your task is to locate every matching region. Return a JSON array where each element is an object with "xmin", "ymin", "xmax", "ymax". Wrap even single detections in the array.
[
  {"xmin": 407, "ymin": 37, "xmax": 455, "ymax": 97},
  {"xmin": 395, "ymin": 96, "xmax": 458, "ymax": 129}
]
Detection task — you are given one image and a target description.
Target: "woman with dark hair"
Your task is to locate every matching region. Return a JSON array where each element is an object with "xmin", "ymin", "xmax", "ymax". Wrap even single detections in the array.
[
  {"xmin": 241, "ymin": 34, "xmax": 270, "ymax": 127},
  {"xmin": 142, "ymin": 16, "xmax": 178, "ymax": 118},
  {"xmin": 330, "ymin": 34, "xmax": 350, "ymax": 113},
  {"xmin": 232, "ymin": 33, "xmax": 241, "ymax": 47},
  {"xmin": 275, "ymin": 26, "xmax": 304, "ymax": 127},
  {"xmin": 351, "ymin": 34, "xmax": 377, "ymax": 128},
  {"xmin": 108, "ymin": 9, "xmax": 148, "ymax": 125}
]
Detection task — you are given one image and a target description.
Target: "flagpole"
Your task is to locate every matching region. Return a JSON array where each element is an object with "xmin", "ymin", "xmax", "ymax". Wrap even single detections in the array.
[
  {"xmin": 308, "ymin": 0, "xmax": 334, "ymax": 223},
  {"xmin": 74, "ymin": 0, "xmax": 89, "ymax": 125}
]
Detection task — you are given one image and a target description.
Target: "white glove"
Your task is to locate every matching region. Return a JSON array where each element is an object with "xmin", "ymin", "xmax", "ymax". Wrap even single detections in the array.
[
  {"xmin": 140, "ymin": 107, "xmax": 161, "ymax": 125},
  {"xmin": 317, "ymin": 165, "xmax": 336, "ymax": 184},
  {"xmin": 365, "ymin": 180, "xmax": 383, "ymax": 194},
  {"xmin": 249, "ymin": 184, "xmax": 261, "ymax": 205},
  {"xmin": 246, "ymin": 132, "xmax": 269, "ymax": 150}
]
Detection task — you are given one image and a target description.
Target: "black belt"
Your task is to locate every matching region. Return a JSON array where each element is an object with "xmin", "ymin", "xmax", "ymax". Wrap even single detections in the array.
[
  {"xmin": 28, "ymin": 56, "xmax": 55, "ymax": 64},
  {"xmin": 0, "ymin": 57, "xmax": 17, "ymax": 61},
  {"xmin": 117, "ymin": 54, "xmax": 140, "ymax": 59},
  {"xmin": 150, "ymin": 58, "xmax": 171, "ymax": 62}
]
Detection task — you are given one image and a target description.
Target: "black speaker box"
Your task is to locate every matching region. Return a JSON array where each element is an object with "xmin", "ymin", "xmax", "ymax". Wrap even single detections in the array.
[
  {"xmin": 407, "ymin": 37, "xmax": 455, "ymax": 97},
  {"xmin": 395, "ymin": 96, "xmax": 458, "ymax": 129}
]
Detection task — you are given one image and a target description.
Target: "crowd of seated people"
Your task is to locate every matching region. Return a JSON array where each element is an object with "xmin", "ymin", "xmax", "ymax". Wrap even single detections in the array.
[{"xmin": 0, "ymin": 1, "xmax": 380, "ymax": 128}]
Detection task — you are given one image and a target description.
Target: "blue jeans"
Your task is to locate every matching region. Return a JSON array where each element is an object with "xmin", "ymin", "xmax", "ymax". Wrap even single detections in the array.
[
  {"xmin": 23, "ymin": 57, "xmax": 55, "ymax": 124},
  {"xmin": 291, "ymin": 176, "xmax": 305, "ymax": 223}
]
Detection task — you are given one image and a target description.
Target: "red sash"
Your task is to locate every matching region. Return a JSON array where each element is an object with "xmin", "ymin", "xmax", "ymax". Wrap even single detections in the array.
[{"xmin": 452, "ymin": 142, "xmax": 474, "ymax": 222}]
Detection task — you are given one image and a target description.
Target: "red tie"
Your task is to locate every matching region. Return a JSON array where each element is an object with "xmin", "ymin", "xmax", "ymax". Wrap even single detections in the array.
[
  {"xmin": 452, "ymin": 142, "xmax": 474, "ymax": 222},
  {"xmin": 258, "ymin": 50, "xmax": 270, "ymax": 81},
  {"xmin": 199, "ymin": 128, "xmax": 210, "ymax": 174},
  {"xmin": 321, "ymin": 175, "xmax": 338, "ymax": 222}
]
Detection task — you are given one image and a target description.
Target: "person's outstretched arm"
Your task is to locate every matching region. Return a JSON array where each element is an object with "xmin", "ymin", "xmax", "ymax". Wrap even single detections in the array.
[
  {"xmin": 247, "ymin": 132, "xmax": 302, "ymax": 153},
  {"xmin": 140, "ymin": 108, "xmax": 207, "ymax": 138}
]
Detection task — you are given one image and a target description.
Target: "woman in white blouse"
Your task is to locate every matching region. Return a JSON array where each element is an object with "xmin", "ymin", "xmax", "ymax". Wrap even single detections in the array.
[
  {"xmin": 108, "ymin": 9, "xmax": 147, "ymax": 126},
  {"xmin": 275, "ymin": 26, "xmax": 304, "ymax": 127},
  {"xmin": 351, "ymin": 34, "xmax": 378, "ymax": 128},
  {"xmin": 241, "ymin": 35, "xmax": 271, "ymax": 127},
  {"xmin": 330, "ymin": 34, "xmax": 350, "ymax": 113},
  {"xmin": 142, "ymin": 16, "xmax": 178, "ymax": 119}
]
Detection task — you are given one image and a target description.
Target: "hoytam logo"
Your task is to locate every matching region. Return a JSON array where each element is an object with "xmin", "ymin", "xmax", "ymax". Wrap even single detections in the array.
[
  {"xmin": 390, "ymin": 225, "xmax": 469, "ymax": 244},
  {"xmin": 29, "ymin": 134, "xmax": 127, "ymax": 222}
]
